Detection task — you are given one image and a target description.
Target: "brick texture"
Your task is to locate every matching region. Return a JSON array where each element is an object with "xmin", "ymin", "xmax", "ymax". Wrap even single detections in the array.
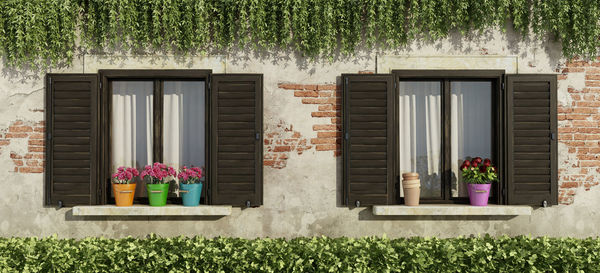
[
  {"xmin": 263, "ymin": 120, "xmax": 312, "ymax": 169},
  {"xmin": 278, "ymin": 83, "xmax": 342, "ymax": 157},
  {"xmin": 1, "ymin": 120, "xmax": 45, "ymax": 174},
  {"xmin": 557, "ymin": 58, "xmax": 600, "ymax": 204}
]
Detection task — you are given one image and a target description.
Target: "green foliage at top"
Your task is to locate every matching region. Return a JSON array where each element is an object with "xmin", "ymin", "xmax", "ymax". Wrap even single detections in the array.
[
  {"xmin": 1, "ymin": 235, "xmax": 600, "ymax": 272},
  {"xmin": 1, "ymin": 0, "xmax": 600, "ymax": 68}
]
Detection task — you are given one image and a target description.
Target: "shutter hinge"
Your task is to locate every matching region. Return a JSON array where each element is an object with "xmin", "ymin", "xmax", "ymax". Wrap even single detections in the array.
[
  {"xmin": 345, "ymin": 132, "xmax": 350, "ymax": 140},
  {"xmin": 550, "ymin": 132, "xmax": 556, "ymax": 140},
  {"xmin": 99, "ymin": 81, "xmax": 102, "ymax": 90},
  {"xmin": 501, "ymin": 82, "xmax": 505, "ymax": 91},
  {"xmin": 502, "ymin": 187, "xmax": 507, "ymax": 197},
  {"xmin": 255, "ymin": 132, "xmax": 260, "ymax": 140},
  {"xmin": 345, "ymin": 77, "xmax": 348, "ymax": 85},
  {"xmin": 47, "ymin": 133, "xmax": 52, "ymax": 141}
]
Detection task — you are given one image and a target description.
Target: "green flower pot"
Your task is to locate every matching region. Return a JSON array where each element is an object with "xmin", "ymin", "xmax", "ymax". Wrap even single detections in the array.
[{"xmin": 147, "ymin": 183, "xmax": 169, "ymax": 206}]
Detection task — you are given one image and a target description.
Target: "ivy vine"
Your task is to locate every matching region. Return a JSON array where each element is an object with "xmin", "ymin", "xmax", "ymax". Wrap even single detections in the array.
[{"xmin": 1, "ymin": 0, "xmax": 599, "ymax": 68}]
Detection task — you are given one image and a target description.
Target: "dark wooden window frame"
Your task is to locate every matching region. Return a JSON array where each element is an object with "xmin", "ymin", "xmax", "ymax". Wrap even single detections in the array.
[
  {"xmin": 99, "ymin": 70, "xmax": 212, "ymax": 205},
  {"xmin": 392, "ymin": 70, "xmax": 505, "ymax": 204}
]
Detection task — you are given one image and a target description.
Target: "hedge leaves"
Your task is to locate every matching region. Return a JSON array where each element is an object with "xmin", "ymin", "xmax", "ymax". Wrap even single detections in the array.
[
  {"xmin": 1, "ymin": 235, "xmax": 600, "ymax": 272},
  {"xmin": 0, "ymin": 0, "xmax": 600, "ymax": 68}
]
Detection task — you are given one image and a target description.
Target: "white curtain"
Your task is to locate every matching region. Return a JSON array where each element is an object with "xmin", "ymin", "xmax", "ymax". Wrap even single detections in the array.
[
  {"xmin": 111, "ymin": 81, "xmax": 154, "ymax": 196},
  {"xmin": 398, "ymin": 82, "xmax": 442, "ymax": 198},
  {"xmin": 163, "ymin": 81, "xmax": 206, "ymax": 171},
  {"xmin": 450, "ymin": 81, "xmax": 492, "ymax": 197}
]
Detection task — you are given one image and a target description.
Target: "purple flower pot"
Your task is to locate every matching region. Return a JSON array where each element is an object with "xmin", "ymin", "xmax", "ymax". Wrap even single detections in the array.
[{"xmin": 467, "ymin": 183, "xmax": 491, "ymax": 206}]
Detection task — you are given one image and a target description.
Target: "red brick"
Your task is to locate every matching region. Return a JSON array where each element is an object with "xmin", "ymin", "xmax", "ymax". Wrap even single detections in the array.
[
  {"xmin": 34, "ymin": 127, "xmax": 45, "ymax": 133},
  {"xmin": 331, "ymin": 117, "xmax": 340, "ymax": 124},
  {"xmin": 294, "ymin": 91, "xmax": 318, "ymax": 97},
  {"xmin": 318, "ymin": 91, "xmax": 333, "ymax": 97},
  {"xmin": 311, "ymin": 138, "xmax": 336, "ymax": 144},
  {"xmin": 10, "ymin": 152, "xmax": 22, "ymax": 159},
  {"xmin": 13, "ymin": 160, "xmax": 23, "ymax": 166},
  {"xmin": 278, "ymin": 83, "xmax": 302, "ymax": 90},
  {"xmin": 302, "ymin": 98, "xmax": 330, "ymax": 104},
  {"xmin": 28, "ymin": 146, "xmax": 44, "ymax": 153},
  {"xmin": 318, "ymin": 104, "xmax": 335, "ymax": 111},
  {"xmin": 5, "ymin": 133, "xmax": 28, "ymax": 138},
  {"xmin": 302, "ymin": 84, "xmax": 318, "ymax": 90},
  {"xmin": 273, "ymin": 146, "xmax": 291, "ymax": 152},
  {"xmin": 263, "ymin": 160, "xmax": 276, "ymax": 166},
  {"xmin": 9, "ymin": 126, "xmax": 32, "ymax": 133},
  {"xmin": 26, "ymin": 160, "xmax": 40, "ymax": 166},
  {"xmin": 313, "ymin": 124, "xmax": 338, "ymax": 131},
  {"xmin": 586, "ymin": 74, "xmax": 600, "ymax": 80},
  {"xmin": 317, "ymin": 84, "xmax": 338, "ymax": 90},
  {"xmin": 29, "ymin": 133, "xmax": 44, "ymax": 139},
  {"xmin": 316, "ymin": 144, "xmax": 339, "ymax": 151},
  {"xmin": 561, "ymin": 182, "xmax": 580, "ymax": 188},
  {"xmin": 28, "ymin": 139, "xmax": 44, "ymax": 146},
  {"xmin": 19, "ymin": 167, "xmax": 44, "ymax": 173},
  {"xmin": 586, "ymin": 81, "xmax": 600, "ymax": 87},
  {"xmin": 0, "ymin": 140, "xmax": 9, "ymax": 146},
  {"xmin": 291, "ymin": 132, "xmax": 301, "ymax": 138},
  {"xmin": 317, "ymin": 132, "xmax": 341, "ymax": 138},
  {"xmin": 311, "ymin": 112, "xmax": 338, "ymax": 117}
]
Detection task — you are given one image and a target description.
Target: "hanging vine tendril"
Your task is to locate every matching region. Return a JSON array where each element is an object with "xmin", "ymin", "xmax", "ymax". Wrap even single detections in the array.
[{"xmin": 0, "ymin": 0, "xmax": 599, "ymax": 68}]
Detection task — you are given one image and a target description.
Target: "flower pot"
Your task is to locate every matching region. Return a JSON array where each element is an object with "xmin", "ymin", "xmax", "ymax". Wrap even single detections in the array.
[
  {"xmin": 112, "ymin": 183, "xmax": 136, "ymax": 207},
  {"xmin": 467, "ymin": 183, "xmax": 491, "ymax": 206},
  {"xmin": 402, "ymin": 172, "xmax": 420, "ymax": 206},
  {"xmin": 179, "ymin": 183, "xmax": 202, "ymax": 207},
  {"xmin": 147, "ymin": 183, "xmax": 169, "ymax": 206}
]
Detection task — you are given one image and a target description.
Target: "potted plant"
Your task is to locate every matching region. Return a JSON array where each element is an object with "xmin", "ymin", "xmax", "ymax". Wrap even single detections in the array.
[
  {"xmin": 111, "ymin": 167, "xmax": 139, "ymax": 206},
  {"xmin": 178, "ymin": 166, "xmax": 204, "ymax": 207},
  {"xmin": 140, "ymin": 162, "xmax": 176, "ymax": 207},
  {"xmin": 460, "ymin": 157, "xmax": 498, "ymax": 206}
]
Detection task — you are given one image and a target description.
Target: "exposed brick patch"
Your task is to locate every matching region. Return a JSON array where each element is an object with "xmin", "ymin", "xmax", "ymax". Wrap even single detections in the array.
[
  {"xmin": 278, "ymin": 83, "xmax": 342, "ymax": 157},
  {"xmin": 0, "ymin": 120, "xmax": 45, "ymax": 174},
  {"xmin": 264, "ymin": 120, "xmax": 312, "ymax": 169},
  {"xmin": 558, "ymin": 58, "xmax": 600, "ymax": 204}
]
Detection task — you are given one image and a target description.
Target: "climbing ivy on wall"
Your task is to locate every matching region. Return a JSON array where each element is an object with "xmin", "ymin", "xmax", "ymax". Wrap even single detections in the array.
[{"xmin": 0, "ymin": 0, "xmax": 599, "ymax": 68}]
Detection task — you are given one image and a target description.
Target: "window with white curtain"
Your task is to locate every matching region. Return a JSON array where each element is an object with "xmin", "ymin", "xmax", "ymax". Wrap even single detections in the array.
[
  {"xmin": 111, "ymin": 80, "xmax": 206, "ymax": 198},
  {"xmin": 397, "ymin": 76, "xmax": 495, "ymax": 202}
]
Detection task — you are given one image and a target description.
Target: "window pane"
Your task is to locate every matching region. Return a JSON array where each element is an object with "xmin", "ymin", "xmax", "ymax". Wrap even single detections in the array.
[
  {"xmin": 111, "ymin": 81, "xmax": 154, "ymax": 197},
  {"xmin": 163, "ymin": 81, "xmax": 206, "ymax": 172},
  {"xmin": 451, "ymin": 81, "xmax": 493, "ymax": 197},
  {"xmin": 398, "ymin": 81, "xmax": 442, "ymax": 198}
]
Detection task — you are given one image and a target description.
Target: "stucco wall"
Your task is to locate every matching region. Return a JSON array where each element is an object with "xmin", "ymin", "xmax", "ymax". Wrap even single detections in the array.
[{"xmin": 1, "ymin": 28, "xmax": 599, "ymax": 239}]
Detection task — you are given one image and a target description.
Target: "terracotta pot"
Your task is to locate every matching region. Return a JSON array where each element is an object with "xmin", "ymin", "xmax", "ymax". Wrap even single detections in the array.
[
  {"xmin": 112, "ymin": 183, "xmax": 136, "ymax": 207},
  {"xmin": 401, "ymin": 173, "xmax": 421, "ymax": 206}
]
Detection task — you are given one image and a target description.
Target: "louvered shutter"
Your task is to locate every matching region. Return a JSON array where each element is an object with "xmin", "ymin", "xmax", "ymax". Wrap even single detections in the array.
[
  {"xmin": 210, "ymin": 74, "xmax": 263, "ymax": 206},
  {"xmin": 343, "ymin": 74, "xmax": 395, "ymax": 207},
  {"xmin": 45, "ymin": 74, "xmax": 99, "ymax": 207},
  {"xmin": 506, "ymin": 74, "xmax": 557, "ymax": 206}
]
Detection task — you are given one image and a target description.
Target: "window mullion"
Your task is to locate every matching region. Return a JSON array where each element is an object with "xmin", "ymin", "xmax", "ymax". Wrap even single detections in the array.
[
  {"xmin": 442, "ymin": 79, "xmax": 452, "ymax": 201},
  {"xmin": 153, "ymin": 79, "xmax": 163, "ymax": 163}
]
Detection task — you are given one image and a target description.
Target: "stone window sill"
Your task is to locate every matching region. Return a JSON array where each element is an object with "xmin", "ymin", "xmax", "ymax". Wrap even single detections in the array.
[
  {"xmin": 372, "ymin": 204, "xmax": 532, "ymax": 216},
  {"xmin": 72, "ymin": 205, "xmax": 232, "ymax": 216}
]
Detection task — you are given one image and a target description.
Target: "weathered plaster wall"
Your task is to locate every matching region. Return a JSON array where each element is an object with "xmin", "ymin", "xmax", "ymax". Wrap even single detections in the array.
[{"xmin": 1, "ymin": 28, "xmax": 599, "ymax": 238}]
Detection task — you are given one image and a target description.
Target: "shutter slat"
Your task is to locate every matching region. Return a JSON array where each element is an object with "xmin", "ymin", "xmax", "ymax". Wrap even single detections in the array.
[
  {"xmin": 344, "ymin": 74, "xmax": 394, "ymax": 206},
  {"xmin": 45, "ymin": 74, "xmax": 98, "ymax": 207},
  {"xmin": 211, "ymin": 74, "xmax": 263, "ymax": 206},
  {"xmin": 506, "ymin": 75, "xmax": 557, "ymax": 206}
]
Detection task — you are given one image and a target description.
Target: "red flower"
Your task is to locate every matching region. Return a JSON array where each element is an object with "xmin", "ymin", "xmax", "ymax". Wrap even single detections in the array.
[
  {"xmin": 473, "ymin": 157, "xmax": 483, "ymax": 163},
  {"xmin": 471, "ymin": 161, "xmax": 478, "ymax": 168},
  {"xmin": 460, "ymin": 160, "xmax": 470, "ymax": 170},
  {"xmin": 479, "ymin": 166, "xmax": 487, "ymax": 173}
]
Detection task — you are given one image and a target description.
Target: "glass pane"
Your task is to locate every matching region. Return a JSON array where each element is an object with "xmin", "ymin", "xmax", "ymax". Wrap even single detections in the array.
[
  {"xmin": 398, "ymin": 81, "xmax": 442, "ymax": 198},
  {"xmin": 111, "ymin": 81, "xmax": 154, "ymax": 197},
  {"xmin": 163, "ymin": 81, "xmax": 206, "ymax": 172},
  {"xmin": 451, "ymin": 81, "xmax": 493, "ymax": 197}
]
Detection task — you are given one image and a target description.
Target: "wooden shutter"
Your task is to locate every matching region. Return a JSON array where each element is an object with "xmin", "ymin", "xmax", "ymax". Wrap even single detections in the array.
[
  {"xmin": 343, "ymin": 74, "xmax": 395, "ymax": 207},
  {"xmin": 45, "ymin": 74, "xmax": 99, "ymax": 207},
  {"xmin": 506, "ymin": 74, "xmax": 557, "ymax": 206},
  {"xmin": 210, "ymin": 74, "xmax": 263, "ymax": 206}
]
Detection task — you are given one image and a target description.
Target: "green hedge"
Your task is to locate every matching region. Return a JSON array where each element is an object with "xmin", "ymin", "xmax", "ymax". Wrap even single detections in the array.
[{"xmin": 1, "ymin": 235, "xmax": 600, "ymax": 272}]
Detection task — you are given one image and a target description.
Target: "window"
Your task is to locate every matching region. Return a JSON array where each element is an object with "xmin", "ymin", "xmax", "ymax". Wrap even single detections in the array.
[
  {"xmin": 396, "ymin": 76, "xmax": 498, "ymax": 203},
  {"xmin": 45, "ymin": 71, "xmax": 263, "ymax": 207},
  {"xmin": 343, "ymin": 71, "xmax": 557, "ymax": 207}
]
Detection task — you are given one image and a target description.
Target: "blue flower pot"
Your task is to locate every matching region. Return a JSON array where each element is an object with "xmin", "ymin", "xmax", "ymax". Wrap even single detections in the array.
[{"xmin": 180, "ymin": 183, "xmax": 202, "ymax": 206}]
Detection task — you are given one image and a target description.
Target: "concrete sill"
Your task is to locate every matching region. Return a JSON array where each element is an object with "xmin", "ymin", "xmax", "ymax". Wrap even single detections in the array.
[
  {"xmin": 372, "ymin": 204, "xmax": 532, "ymax": 216},
  {"xmin": 72, "ymin": 205, "xmax": 232, "ymax": 216}
]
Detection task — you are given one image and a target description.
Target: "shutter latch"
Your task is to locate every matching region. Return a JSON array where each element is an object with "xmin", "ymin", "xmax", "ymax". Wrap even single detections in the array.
[
  {"xmin": 57, "ymin": 200, "xmax": 63, "ymax": 209},
  {"xmin": 550, "ymin": 132, "xmax": 556, "ymax": 140},
  {"xmin": 246, "ymin": 200, "xmax": 251, "ymax": 208},
  {"xmin": 355, "ymin": 200, "xmax": 360, "ymax": 207},
  {"xmin": 542, "ymin": 200, "xmax": 548, "ymax": 208},
  {"xmin": 255, "ymin": 132, "xmax": 260, "ymax": 140},
  {"xmin": 345, "ymin": 132, "xmax": 350, "ymax": 140}
]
